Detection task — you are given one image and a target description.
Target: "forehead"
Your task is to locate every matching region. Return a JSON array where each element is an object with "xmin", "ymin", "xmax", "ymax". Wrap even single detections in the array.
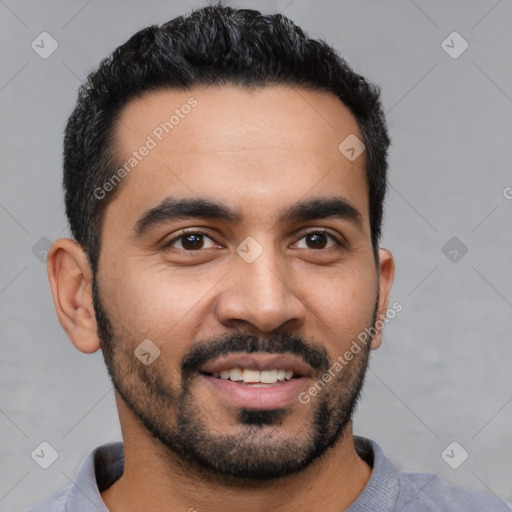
[{"xmin": 107, "ymin": 84, "xmax": 368, "ymax": 230}]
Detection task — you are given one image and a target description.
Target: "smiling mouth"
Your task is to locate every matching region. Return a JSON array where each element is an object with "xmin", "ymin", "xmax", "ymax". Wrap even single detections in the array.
[
  {"xmin": 198, "ymin": 354, "xmax": 311, "ymax": 408},
  {"xmin": 200, "ymin": 368, "xmax": 300, "ymax": 386}
]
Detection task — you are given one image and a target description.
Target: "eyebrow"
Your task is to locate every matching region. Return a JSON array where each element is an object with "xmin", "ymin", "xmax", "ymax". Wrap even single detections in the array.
[{"xmin": 132, "ymin": 195, "xmax": 363, "ymax": 236}]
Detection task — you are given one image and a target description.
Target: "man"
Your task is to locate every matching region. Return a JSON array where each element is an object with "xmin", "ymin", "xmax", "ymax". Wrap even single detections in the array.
[{"xmin": 29, "ymin": 5, "xmax": 508, "ymax": 512}]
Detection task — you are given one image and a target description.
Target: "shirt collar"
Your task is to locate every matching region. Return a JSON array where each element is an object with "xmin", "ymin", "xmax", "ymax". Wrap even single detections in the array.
[
  {"xmin": 66, "ymin": 441, "xmax": 124, "ymax": 512},
  {"xmin": 347, "ymin": 436, "xmax": 401, "ymax": 512},
  {"xmin": 65, "ymin": 436, "xmax": 398, "ymax": 511}
]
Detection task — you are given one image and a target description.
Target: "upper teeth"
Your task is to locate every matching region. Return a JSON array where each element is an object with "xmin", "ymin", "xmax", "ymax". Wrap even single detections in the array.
[{"xmin": 214, "ymin": 368, "xmax": 294, "ymax": 383}]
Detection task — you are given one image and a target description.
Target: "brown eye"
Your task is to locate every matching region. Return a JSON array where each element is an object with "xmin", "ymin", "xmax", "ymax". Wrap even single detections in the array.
[
  {"xmin": 180, "ymin": 233, "xmax": 205, "ymax": 250},
  {"xmin": 164, "ymin": 231, "xmax": 218, "ymax": 251},
  {"xmin": 305, "ymin": 232, "xmax": 328, "ymax": 249},
  {"xmin": 294, "ymin": 231, "xmax": 340, "ymax": 250}
]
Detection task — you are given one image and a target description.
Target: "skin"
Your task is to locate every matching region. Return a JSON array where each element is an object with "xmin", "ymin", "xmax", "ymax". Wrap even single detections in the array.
[{"xmin": 47, "ymin": 84, "xmax": 394, "ymax": 512}]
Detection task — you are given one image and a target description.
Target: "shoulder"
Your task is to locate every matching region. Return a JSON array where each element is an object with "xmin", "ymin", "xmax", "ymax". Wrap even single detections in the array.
[
  {"xmin": 396, "ymin": 470, "xmax": 510, "ymax": 511},
  {"xmin": 353, "ymin": 437, "xmax": 510, "ymax": 512},
  {"xmin": 26, "ymin": 485, "xmax": 71, "ymax": 512},
  {"xmin": 26, "ymin": 441, "xmax": 124, "ymax": 512}
]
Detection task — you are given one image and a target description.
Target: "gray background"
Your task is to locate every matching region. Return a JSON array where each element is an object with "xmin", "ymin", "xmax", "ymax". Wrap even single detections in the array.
[{"xmin": 1, "ymin": 0, "xmax": 511, "ymax": 510}]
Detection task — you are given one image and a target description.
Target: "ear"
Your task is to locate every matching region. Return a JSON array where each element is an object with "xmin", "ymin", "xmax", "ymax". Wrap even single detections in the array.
[
  {"xmin": 46, "ymin": 238, "xmax": 100, "ymax": 353},
  {"xmin": 370, "ymin": 248, "xmax": 395, "ymax": 350}
]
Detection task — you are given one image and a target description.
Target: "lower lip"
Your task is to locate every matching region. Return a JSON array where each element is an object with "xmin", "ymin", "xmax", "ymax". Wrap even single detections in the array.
[{"xmin": 201, "ymin": 374, "xmax": 309, "ymax": 409}]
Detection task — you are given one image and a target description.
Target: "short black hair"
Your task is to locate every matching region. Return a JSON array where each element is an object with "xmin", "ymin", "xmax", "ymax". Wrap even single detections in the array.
[{"xmin": 63, "ymin": 4, "xmax": 390, "ymax": 274}]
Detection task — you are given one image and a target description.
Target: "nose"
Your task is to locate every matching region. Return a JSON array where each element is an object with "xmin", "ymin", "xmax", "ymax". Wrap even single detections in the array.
[{"xmin": 214, "ymin": 246, "xmax": 306, "ymax": 333}]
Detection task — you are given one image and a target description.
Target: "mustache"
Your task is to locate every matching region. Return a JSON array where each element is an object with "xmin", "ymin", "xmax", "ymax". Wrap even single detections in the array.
[{"xmin": 181, "ymin": 332, "xmax": 330, "ymax": 375}]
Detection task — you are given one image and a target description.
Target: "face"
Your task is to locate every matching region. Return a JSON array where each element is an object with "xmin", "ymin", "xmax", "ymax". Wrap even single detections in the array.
[{"xmin": 92, "ymin": 85, "xmax": 391, "ymax": 481}]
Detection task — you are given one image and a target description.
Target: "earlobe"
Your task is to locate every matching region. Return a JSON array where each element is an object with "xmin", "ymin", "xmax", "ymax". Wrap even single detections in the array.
[
  {"xmin": 370, "ymin": 248, "xmax": 395, "ymax": 350},
  {"xmin": 46, "ymin": 238, "xmax": 101, "ymax": 354}
]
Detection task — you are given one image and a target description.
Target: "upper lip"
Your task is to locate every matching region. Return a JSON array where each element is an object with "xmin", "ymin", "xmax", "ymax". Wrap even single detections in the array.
[{"xmin": 199, "ymin": 353, "xmax": 314, "ymax": 377}]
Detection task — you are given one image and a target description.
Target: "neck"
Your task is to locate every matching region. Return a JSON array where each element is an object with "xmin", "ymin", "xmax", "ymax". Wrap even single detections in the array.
[{"xmin": 101, "ymin": 397, "xmax": 372, "ymax": 512}]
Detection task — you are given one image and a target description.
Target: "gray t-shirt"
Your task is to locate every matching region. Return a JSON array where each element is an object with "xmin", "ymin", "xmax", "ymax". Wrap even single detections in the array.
[{"xmin": 27, "ymin": 436, "xmax": 510, "ymax": 511}]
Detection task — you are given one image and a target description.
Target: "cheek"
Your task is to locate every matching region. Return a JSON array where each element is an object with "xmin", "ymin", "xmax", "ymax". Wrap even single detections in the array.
[
  {"xmin": 100, "ymin": 259, "xmax": 222, "ymax": 355},
  {"xmin": 301, "ymin": 262, "xmax": 377, "ymax": 352}
]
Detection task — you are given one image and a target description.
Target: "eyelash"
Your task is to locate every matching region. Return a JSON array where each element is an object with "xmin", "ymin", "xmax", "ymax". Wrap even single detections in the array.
[{"xmin": 162, "ymin": 229, "xmax": 346, "ymax": 252}]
